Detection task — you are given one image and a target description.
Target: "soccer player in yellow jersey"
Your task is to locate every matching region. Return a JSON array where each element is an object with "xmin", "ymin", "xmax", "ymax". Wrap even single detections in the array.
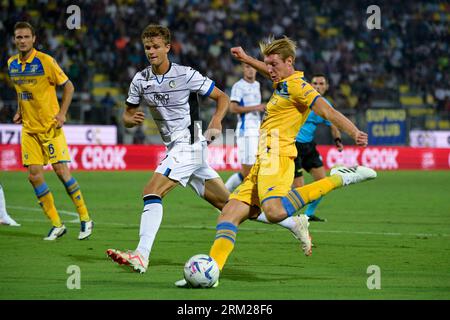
[
  {"xmin": 176, "ymin": 37, "xmax": 377, "ymax": 287},
  {"xmin": 8, "ymin": 22, "xmax": 93, "ymax": 240}
]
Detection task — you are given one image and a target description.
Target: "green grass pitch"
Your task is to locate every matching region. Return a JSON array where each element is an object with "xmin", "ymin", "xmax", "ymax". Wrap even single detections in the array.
[{"xmin": 1, "ymin": 170, "xmax": 449, "ymax": 300}]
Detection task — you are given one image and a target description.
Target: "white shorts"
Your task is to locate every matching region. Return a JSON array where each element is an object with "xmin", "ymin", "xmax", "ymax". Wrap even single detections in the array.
[
  {"xmin": 236, "ymin": 135, "xmax": 259, "ymax": 165},
  {"xmin": 155, "ymin": 141, "xmax": 220, "ymax": 197}
]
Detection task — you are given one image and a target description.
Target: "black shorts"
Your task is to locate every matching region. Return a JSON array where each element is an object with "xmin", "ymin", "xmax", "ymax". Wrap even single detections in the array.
[{"xmin": 294, "ymin": 141, "xmax": 324, "ymax": 178}]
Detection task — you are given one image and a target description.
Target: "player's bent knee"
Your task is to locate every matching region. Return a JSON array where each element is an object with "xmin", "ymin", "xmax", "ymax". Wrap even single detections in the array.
[
  {"xmin": 219, "ymin": 199, "xmax": 249, "ymax": 225},
  {"xmin": 28, "ymin": 172, "xmax": 44, "ymax": 185},
  {"xmin": 27, "ymin": 174, "xmax": 37, "ymax": 184},
  {"xmin": 52, "ymin": 163, "xmax": 71, "ymax": 181},
  {"xmin": 214, "ymin": 199, "xmax": 227, "ymax": 211},
  {"xmin": 142, "ymin": 176, "xmax": 178, "ymax": 198},
  {"xmin": 264, "ymin": 211, "xmax": 286, "ymax": 223},
  {"xmin": 262, "ymin": 199, "xmax": 288, "ymax": 223}
]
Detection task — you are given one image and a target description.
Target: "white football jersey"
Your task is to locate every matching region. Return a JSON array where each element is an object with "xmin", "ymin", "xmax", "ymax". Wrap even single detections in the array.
[
  {"xmin": 126, "ymin": 63, "xmax": 215, "ymax": 145},
  {"xmin": 230, "ymin": 78, "xmax": 262, "ymax": 136}
]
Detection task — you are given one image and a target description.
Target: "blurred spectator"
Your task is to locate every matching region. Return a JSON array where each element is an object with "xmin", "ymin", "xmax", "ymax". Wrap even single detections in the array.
[
  {"xmin": 79, "ymin": 92, "xmax": 93, "ymax": 124},
  {"xmin": 0, "ymin": 0, "xmax": 448, "ymax": 131},
  {"xmin": 100, "ymin": 92, "xmax": 116, "ymax": 125}
]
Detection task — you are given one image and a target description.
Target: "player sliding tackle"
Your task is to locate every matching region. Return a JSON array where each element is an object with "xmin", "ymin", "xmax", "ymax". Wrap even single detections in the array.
[
  {"xmin": 176, "ymin": 36, "xmax": 376, "ymax": 288},
  {"xmin": 106, "ymin": 25, "xmax": 323, "ymax": 274}
]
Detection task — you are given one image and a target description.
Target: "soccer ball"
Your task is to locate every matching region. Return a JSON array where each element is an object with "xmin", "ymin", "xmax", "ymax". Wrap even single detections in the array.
[{"xmin": 183, "ymin": 254, "xmax": 220, "ymax": 288}]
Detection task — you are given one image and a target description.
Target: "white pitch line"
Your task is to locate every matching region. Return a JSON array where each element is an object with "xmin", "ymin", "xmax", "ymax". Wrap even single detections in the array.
[
  {"xmin": 6, "ymin": 205, "xmax": 450, "ymax": 238},
  {"xmin": 8, "ymin": 205, "xmax": 79, "ymax": 223}
]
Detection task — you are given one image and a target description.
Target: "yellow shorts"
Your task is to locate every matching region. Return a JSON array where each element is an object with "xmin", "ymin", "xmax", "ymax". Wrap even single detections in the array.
[
  {"xmin": 21, "ymin": 126, "xmax": 71, "ymax": 166},
  {"xmin": 229, "ymin": 154, "xmax": 295, "ymax": 208}
]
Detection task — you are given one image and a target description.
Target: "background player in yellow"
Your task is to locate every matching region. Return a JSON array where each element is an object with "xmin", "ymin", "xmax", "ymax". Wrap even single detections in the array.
[
  {"xmin": 176, "ymin": 37, "xmax": 376, "ymax": 287},
  {"xmin": 8, "ymin": 22, "xmax": 93, "ymax": 240}
]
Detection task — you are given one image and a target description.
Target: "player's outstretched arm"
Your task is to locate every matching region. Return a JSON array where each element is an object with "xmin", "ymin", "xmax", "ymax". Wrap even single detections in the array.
[
  {"xmin": 123, "ymin": 105, "xmax": 145, "ymax": 128},
  {"xmin": 312, "ymin": 97, "xmax": 368, "ymax": 147},
  {"xmin": 54, "ymin": 80, "xmax": 74, "ymax": 128},
  {"xmin": 330, "ymin": 124, "xmax": 344, "ymax": 151},
  {"xmin": 230, "ymin": 47, "xmax": 270, "ymax": 79},
  {"xmin": 204, "ymin": 87, "xmax": 230, "ymax": 143}
]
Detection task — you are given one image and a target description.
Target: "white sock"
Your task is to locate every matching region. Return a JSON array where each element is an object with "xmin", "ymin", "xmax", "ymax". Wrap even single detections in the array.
[
  {"xmin": 256, "ymin": 212, "xmax": 297, "ymax": 230},
  {"xmin": 136, "ymin": 195, "xmax": 163, "ymax": 261},
  {"xmin": 0, "ymin": 184, "xmax": 8, "ymax": 217},
  {"xmin": 225, "ymin": 172, "xmax": 244, "ymax": 192}
]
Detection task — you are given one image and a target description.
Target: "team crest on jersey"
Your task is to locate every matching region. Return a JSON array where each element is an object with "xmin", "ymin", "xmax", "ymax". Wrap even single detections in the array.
[
  {"xmin": 275, "ymin": 82, "xmax": 289, "ymax": 98},
  {"xmin": 169, "ymin": 80, "xmax": 176, "ymax": 88}
]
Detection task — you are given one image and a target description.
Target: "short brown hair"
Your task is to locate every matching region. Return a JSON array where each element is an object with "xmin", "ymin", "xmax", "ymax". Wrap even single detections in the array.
[
  {"xmin": 141, "ymin": 24, "xmax": 171, "ymax": 44},
  {"xmin": 259, "ymin": 36, "xmax": 296, "ymax": 62},
  {"xmin": 14, "ymin": 21, "xmax": 35, "ymax": 36}
]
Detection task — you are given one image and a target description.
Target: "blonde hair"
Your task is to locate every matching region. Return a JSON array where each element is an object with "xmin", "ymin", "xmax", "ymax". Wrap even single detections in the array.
[{"xmin": 259, "ymin": 36, "xmax": 297, "ymax": 62}]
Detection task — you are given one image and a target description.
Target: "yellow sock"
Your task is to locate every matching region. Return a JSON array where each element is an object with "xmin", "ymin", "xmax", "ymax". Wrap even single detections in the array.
[
  {"xmin": 294, "ymin": 175, "xmax": 342, "ymax": 204},
  {"xmin": 281, "ymin": 175, "xmax": 343, "ymax": 215},
  {"xmin": 64, "ymin": 178, "xmax": 90, "ymax": 222},
  {"xmin": 34, "ymin": 183, "xmax": 62, "ymax": 227},
  {"xmin": 209, "ymin": 222, "xmax": 238, "ymax": 271}
]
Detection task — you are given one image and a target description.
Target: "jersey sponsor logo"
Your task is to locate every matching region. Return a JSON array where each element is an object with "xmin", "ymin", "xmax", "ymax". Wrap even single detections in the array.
[
  {"xmin": 30, "ymin": 64, "xmax": 39, "ymax": 73},
  {"xmin": 153, "ymin": 93, "xmax": 169, "ymax": 106},
  {"xmin": 12, "ymin": 78, "xmax": 37, "ymax": 85},
  {"xmin": 19, "ymin": 92, "xmax": 33, "ymax": 100}
]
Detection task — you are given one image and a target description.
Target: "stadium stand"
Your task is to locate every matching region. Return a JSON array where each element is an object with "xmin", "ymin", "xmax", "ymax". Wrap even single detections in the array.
[{"xmin": 1, "ymin": 0, "xmax": 449, "ymax": 142}]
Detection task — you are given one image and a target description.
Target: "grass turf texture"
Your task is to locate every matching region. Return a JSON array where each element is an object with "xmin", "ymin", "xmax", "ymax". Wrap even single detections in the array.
[{"xmin": 0, "ymin": 170, "xmax": 449, "ymax": 300}]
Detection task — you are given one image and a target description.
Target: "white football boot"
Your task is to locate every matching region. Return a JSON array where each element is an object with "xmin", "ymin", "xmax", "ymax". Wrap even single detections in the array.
[
  {"xmin": 290, "ymin": 215, "xmax": 312, "ymax": 256},
  {"xmin": 0, "ymin": 213, "xmax": 21, "ymax": 227},
  {"xmin": 106, "ymin": 249, "xmax": 148, "ymax": 274},
  {"xmin": 44, "ymin": 224, "xmax": 67, "ymax": 240},
  {"xmin": 78, "ymin": 220, "xmax": 94, "ymax": 240},
  {"xmin": 175, "ymin": 278, "xmax": 219, "ymax": 288},
  {"xmin": 330, "ymin": 165, "xmax": 377, "ymax": 186}
]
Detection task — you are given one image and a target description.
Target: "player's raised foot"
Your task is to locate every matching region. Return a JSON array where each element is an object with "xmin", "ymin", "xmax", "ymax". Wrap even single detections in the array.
[
  {"xmin": 290, "ymin": 215, "xmax": 312, "ymax": 256},
  {"xmin": 44, "ymin": 224, "xmax": 67, "ymax": 240},
  {"xmin": 174, "ymin": 278, "xmax": 219, "ymax": 288},
  {"xmin": 0, "ymin": 214, "xmax": 21, "ymax": 227},
  {"xmin": 330, "ymin": 165, "xmax": 377, "ymax": 186},
  {"xmin": 78, "ymin": 220, "xmax": 94, "ymax": 240},
  {"xmin": 308, "ymin": 215, "xmax": 326, "ymax": 222},
  {"xmin": 106, "ymin": 249, "xmax": 148, "ymax": 274}
]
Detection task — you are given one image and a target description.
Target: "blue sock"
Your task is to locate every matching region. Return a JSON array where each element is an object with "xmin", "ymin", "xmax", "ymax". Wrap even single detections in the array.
[{"xmin": 305, "ymin": 196, "xmax": 323, "ymax": 217}]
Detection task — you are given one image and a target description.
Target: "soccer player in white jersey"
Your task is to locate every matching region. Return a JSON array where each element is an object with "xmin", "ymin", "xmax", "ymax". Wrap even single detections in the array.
[
  {"xmin": 0, "ymin": 183, "xmax": 20, "ymax": 226},
  {"xmin": 106, "ymin": 25, "xmax": 313, "ymax": 274},
  {"xmin": 225, "ymin": 63, "xmax": 265, "ymax": 192},
  {"xmin": 106, "ymin": 24, "xmax": 231, "ymax": 273}
]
